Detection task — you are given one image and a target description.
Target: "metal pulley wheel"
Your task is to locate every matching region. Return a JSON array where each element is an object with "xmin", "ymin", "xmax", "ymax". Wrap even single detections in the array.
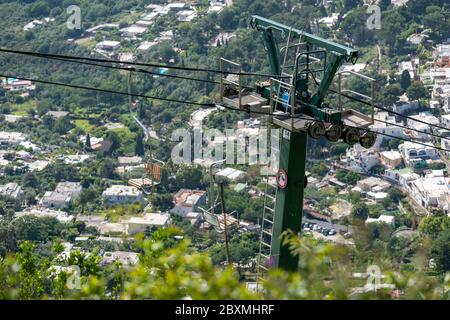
[
  {"xmin": 342, "ymin": 126, "xmax": 360, "ymax": 145},
  {"xmin": 325, "ymin": 124, "xmax": 343, "ymax": 142},
  {"xmin": 307, "ymin": 121, "xmax": 326, "ymax": 139},
  {"xmin": 359, "ymin": 131, "xmax": 377, "ymax": 149}
]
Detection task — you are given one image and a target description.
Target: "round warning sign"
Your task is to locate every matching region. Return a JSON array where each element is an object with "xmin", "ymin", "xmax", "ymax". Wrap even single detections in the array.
[{"xmin": 276, "ymin": 169, "xmax": 288, "ymax": 189}]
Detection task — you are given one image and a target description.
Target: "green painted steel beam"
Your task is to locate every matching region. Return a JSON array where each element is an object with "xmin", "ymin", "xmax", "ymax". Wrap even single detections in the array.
[
  {"xmin": 250, "ymin": 15, "xmax": 358, "ymax": 63},
  {"xmin": 271, "ymin": 130, "xmax": 308, "ymax": 271},
  {"xmin": 309, "ymin": 52, "xmax": 345, "ymax": 106},
  {"xmin": 262, "ymin": 29, "xmax": 282, "ymax": 76}
]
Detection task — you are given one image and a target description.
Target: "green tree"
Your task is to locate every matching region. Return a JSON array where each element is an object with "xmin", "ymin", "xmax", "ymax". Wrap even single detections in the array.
[
  {"xmin": 400, "ymin": 70, "xmax": 411, "ymax": 92},
  {"xmin": 419, "ymin": 215, "xmax": 450, "ymax": 239},
  {"xmin": 86, "ymin": 133, "xmax": 92, "ymax": 150},
  {"xmin": 16, "ymin": 242, "xmax": 44, "ymax": 300},
  {"xmin": 28, "ymin": 0, "xmax": 50, "ymax": 17},
  {"xmin": 387, "ymin": 187, "xmax": 405, "ymax": 204},
  {"xmin": 351, "ymin": 202, "xmax": 369, "ymax": 224},
  {"xmin": 431, "ymin": 229, "xmax": 450, "ymax": 273},
  {"xmin": 150, "ymin": 193, "xmax": 173, "ymax": 212},
  {"xmin": 175, "ymin": 165, "xmax": 204, "ymax": 189},
  {"xmin": 98, "ymin": 158, "xmax": 117, "ymax": 179},
  {"xmin": 382, "ymin": 195, "xmax": 393, "ymax": 209},
  {"xmin": 103, "ymin": 131, "xmax": 121, "ymax": 155},
  {"xmin": 406, "ymin": 81, "xmax": 429, "ymax": 101},
  {"xmin": 0, "ymin": 222, "xmax": 17, "ymax": 255},
  {"xmin": 135, "ymin": 132, "xmax": 145, "ymax": 156},
  {"xmin": 77, "ymin": 188, "xmax": 99, "ymax": 207},
  {"xmin": 379, "ymin": 84, "xmax": 402, "ymax": 106},
  {"xmin": 14, "ymin": 216, "xmax": 62, "ymax": 242},
  {"xmin": 138, "ymin": 102, "xmax": 146, "ymax": 120}
]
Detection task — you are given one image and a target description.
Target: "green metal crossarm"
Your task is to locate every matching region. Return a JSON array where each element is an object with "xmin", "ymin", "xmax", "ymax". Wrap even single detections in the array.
[
  {"xmin": 308, "ymin": 51, "xmax": 345, "ymax": 107},
  {"xmin": 250, "ymin": 15, "xmax": 359, "ymax": 64}
]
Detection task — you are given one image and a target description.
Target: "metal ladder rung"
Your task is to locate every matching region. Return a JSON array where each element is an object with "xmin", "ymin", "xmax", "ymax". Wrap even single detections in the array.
[
  {"xmin": 260, "ymin": 253, "xmax": 270, "ymax": 260},
  {"xmin": 258, "ymin": 265, "xmax": 269, "ymax": 272},
  {"xmin": 264, "ymin": 206, "xmax": 274, "ymax": 212},
  {"xmin": 263, "ymin": 218, "xmax": 273, "ymax": 224},
  {"xmin": 262, "ymin": 229, "xmax": 272, "ymax": 236},
  {"xmin": 258, "ymin": 270, "xmax": 269, "ymax": 282},
  {"xmin": 261, "ymin": 241, "xmax": 271, "ymax": 248},
  {"xmin": 265, "ymin": 194, "xmax": 275, "ymax": 201}
]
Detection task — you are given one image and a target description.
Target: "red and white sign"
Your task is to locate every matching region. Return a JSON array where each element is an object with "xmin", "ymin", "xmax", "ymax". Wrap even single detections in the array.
[{"xmin": 276, "ymin": 169, "xmax": 288, "ymax": 189}]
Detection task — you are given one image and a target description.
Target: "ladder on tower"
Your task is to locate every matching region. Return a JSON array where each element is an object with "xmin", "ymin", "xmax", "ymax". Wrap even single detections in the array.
[{"xmin": 256, "ymin": 129, "xmax": 279, "ymax": 290}]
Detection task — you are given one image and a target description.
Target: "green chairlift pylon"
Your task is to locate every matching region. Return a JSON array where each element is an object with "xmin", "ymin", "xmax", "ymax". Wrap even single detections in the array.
[{"xmin": 218, "ymin": 16, "xmax": 378, "ymax": 276}]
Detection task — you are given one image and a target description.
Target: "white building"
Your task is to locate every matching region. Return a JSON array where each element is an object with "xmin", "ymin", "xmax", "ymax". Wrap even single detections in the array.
[
  {"xmin": 391, "ymin": 94, "xmax": 420, "ymax": 114},
  {"xmin": 23, "ymin": 17, "xmax": 54, "ymax": 31},
  {"xmin": 2, "ymin": 79, "xmax": 35, "ymax": 92},
  {"xmin": 117, "ymin": 156, "xmax": 142, "ymax": 166},
  {"xmin": 398, "ymin": 60, "xmax": 415, "ymax": 79},
  {"xmin": 189, "ymin": 107, "xmax": 217, "ymax": 127},
  {"xmin": 96, "ymin": 40, "xmax": 121, "ymax": 52},
  {"xmin": 357, "ymin": 176, "xmax": 391, "ymax": 192},
  {"xmin": 158, "ymin": 30, "xmax": 174, "ymax": 41},
  {"xmin": 366, "ymin": 215, "xmax": 395, "ymax": 226},
  {"xmin": 177, "ymin": 10, "xmax": 197, "ymax": 22},
  {"xmin": 215, "ymin": 167, "xmax": 246, "ymax": 182},
  {"xmin": 208, "ymin": 2, "xmax": 226, "ymax": 14},
  {"xmin": 384, "ymin": 167, "xmax": 420, "ymax": 190},
  {"xmin": 135, "ymin": 20, "xmax": 153, "ymax": 28},
  {"xmin": 410, "ymin": 172, "xmax": 450, "ymax": 212},
  {"xmin": 379, "ymin": 150, "xmax": 403, "ymax": 169},
  {"xmin": 127, "ymin": 213, "xmax": 171, "ymax": 235},
  {"xmin": 167, "ymin": 3, "xmax": 186, "ymax": 12},
  {"xmin": 406, "ymin": 112, "xmax": 439, "ymax": 141},
  {"xmin": 0, "ymin": 183, "xmax": 23, "ymax": 199},
  {"xmin": 170, "ymin": 189, "xmax": 207, "ymax": 217},
  {"xmin": 40, "ymin": 182, "xmax": 82, "ymax": 209},
  {"xmin": 86, "ymin": 23, "xmax": 119, "ymax": 34},
  {"xmin": 119, "ymin": 52, "xmax": 135, "ymax": 63},
  {"xmin": 342, "ymin": 147, "xmax": 380, "ymax": 173},
  {"xmin": 102, "ymin": 185, "xmax": 144, "ymax": 205},
  {"xmin": 441, "ymin": 114, "xmax": 450, "ymax": 128},
  {"xmin": 318, "ymin": 13, "xmax": 340, "ymax": 28},
  {"xmin": 370, "ymin": 112, "xmax": 405, "ymax": 149},
  {"xmin": 45, "ymin": 111, "xmax": 69, "ymax": 119},
  {"xmin": 0, "ymin": 131, "xmax": 27, "ymax": 145},
  {"xmin": 62, "ymin": 154, "xmax": 91, "ymax": 165},
  {"xmin": 137, "ymin": 41, "xmax": 158, "ymax": 51},
  {"xmin": 209, "ymin": 32, "xmax": 236, "ymax": 47},
  {"xmin": 121, "ymin": 25, "xmax": 147, "ymax": 37},
  {"xmin": 399, "ymin": 141, "xmax": 439, "ymax": 166},
  {"xmin": 27, "ymin": 160, "xmax": 50, "ymax": 172},
  {"xmin": 15, "ymin": 207, "xmax": 74, "ymax": 223},
  {"xmin": 102, "ymin": 251, "xmax": 139, "ymax": 266}
]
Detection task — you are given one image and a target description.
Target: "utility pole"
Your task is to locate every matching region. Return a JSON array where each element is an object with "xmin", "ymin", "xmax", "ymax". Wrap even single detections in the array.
[
  {"xmin": 209, "ymin": 159, "xmax": 225, "ymax": 209},
  {"xmin": 219, "ymin": 182, "xmax": 231, "ymax": 266}
]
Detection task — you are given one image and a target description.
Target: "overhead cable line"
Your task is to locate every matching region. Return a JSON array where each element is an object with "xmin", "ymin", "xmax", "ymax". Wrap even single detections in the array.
[
  {"xmin": 4, "ymin": 52, "xmax": 223, "ymax": 85},
  {"xmin": 327, "ymin": 88, "xmax": 450, "ymax": 133},
  {"xmin": 3, "ymin": 47, "xmax": 448, "ymax": 133},
  {"xmin": 0, "ymin": 47, "xmax": 285, "ymax": 78},
  {"xmin": 0, "ymin": 73, "xmax": 215, "ymax": 107},
  {"xmin": 218, "ymin": 104, "xmax": 450, "ymax": 153},
  {"xmin": 2, "ymin": 72, "xmax": 449, "ymax": 153}
]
